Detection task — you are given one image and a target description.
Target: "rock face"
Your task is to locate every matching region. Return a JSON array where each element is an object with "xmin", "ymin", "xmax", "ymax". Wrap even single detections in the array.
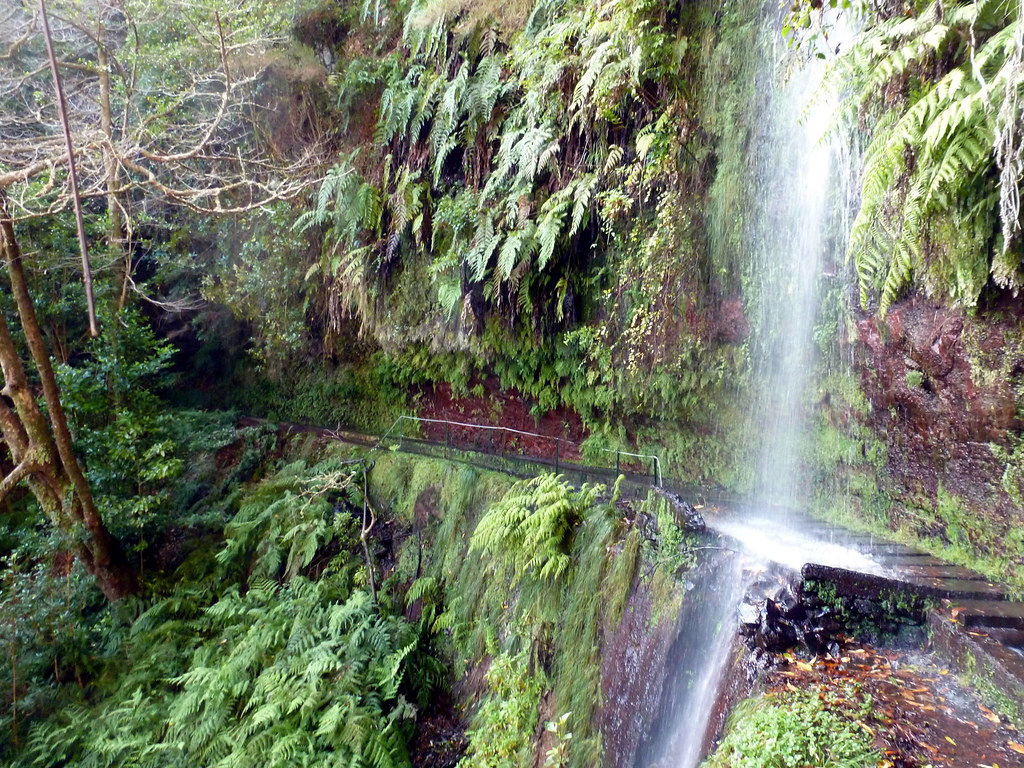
[
  {"xmin": 739, "ymin": 567, "xmax": 927, "ymax": 654},
  {"xmin": 853, "ymin": 294, "xmax": 1024, "ymax": 561},
  {"xmin": 600, "ymin": 582, "xmax": 683, "ymax": 768}
]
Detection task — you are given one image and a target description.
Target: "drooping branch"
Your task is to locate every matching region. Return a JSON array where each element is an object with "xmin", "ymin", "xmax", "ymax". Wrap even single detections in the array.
[{"xmin": 0, "ymin": 0, "xmax": 329, "ymax": 224}]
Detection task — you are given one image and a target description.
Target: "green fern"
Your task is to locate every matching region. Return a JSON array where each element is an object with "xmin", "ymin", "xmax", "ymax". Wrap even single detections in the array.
[
  {"xmin": 841, "ymin": 0, "xmax": 1023, "ymax": 312},
  {"xmin": 470, "ymin": 473, "xmax": 601, "ymax": 585},
  {"xmin": 18, "ymin": 461, "xmax": 434, "ymax": 768}
]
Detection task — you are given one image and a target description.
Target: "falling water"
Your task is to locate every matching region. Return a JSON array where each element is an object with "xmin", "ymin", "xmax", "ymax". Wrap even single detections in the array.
[
  {"xmin": 636, "ymin": 553, "xmax": 748, "ymax": 768},
  {"xmin": 637, "ymin": 10, "xmax": 868, "ymax": 768},
  {"xmin": 749, "ymin": 41, "xmax": 838, "ymax": 512}
]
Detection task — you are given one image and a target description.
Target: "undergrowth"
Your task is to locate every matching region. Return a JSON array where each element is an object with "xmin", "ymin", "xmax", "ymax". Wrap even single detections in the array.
[{"xmin": 703, "ymin": 687, "xmax": 881, "ymax": 768}]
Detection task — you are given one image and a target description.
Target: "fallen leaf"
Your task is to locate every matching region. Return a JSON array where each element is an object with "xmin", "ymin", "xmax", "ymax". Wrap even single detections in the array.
[
  {"xmin": 1008, "ymin": 742, "xmax": 1024, "ymax": 755},
  {"xmin": 978, "ymin": 704, "xmax": 1001, "ymax": 724}
]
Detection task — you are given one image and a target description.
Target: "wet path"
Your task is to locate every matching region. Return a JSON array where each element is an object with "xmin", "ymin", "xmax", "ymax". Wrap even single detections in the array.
[{"xmin": 762, "ymin": 642, "xmax": 1024, "ymax": 767}]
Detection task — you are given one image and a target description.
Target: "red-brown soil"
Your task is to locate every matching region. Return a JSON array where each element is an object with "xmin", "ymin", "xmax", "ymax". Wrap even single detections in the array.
[
  {"xmin": 412, "ymin": 379, "xmax": 588, "ymax": 463},
  {"xmin": 855, "ymin": 294, "xmax": 1024, "ymax": 537}
]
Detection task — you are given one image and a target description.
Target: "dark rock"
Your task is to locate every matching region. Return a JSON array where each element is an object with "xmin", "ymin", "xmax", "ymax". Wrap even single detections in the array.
[
  {"xmin": 652, "ymin": 489, "xmax": 706, "ymax": 531},
  {"xmin": 853, "ymin": 598, "xmax": 884, "ymax": 619}
]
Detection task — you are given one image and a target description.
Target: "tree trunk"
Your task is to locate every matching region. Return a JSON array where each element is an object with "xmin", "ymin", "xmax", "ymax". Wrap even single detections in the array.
[
  {"xmin": 39, "ymin": 0, "xmax": 99, "ymax": 337},
  {"xmin": 0, "ymin": 193, "xmax": 137, "ymax": 599}
]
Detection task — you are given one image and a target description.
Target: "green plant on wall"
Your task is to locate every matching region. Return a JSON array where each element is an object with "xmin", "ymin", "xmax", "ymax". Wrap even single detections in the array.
[
  {"xmin": 471, "ymin": 473, "xmax": 601, "ymax": 584},
  {"xmin": 832, "ymin": 0, "xmax": 1024, "ymax": 314}
]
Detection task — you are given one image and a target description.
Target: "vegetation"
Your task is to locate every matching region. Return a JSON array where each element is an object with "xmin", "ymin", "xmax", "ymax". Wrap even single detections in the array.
[
  {"xmin": 13, "ymin": 458, "xmax": 436, "ymax": 768},
  {"xmin": 703, "ymin": 688, "xmax": 881, "ymax": 768},
  {"xmin": 831, "ymin": 0, "xmax": 1024, "ymax": 313},
  {"xmin": 2, "ymin": 0, "xmax": 1024, "ymax": 765}
]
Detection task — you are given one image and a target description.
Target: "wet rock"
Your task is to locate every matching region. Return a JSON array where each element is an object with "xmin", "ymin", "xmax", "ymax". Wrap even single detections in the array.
[
  {"xmin": 853, "ymin": 598, "xmax": 883, "ymax": 620},
  {"xmin": 738, "ymin": 602, "xmax": 761, "ymax": 633},
  {"xmin": 652, "ymin": 489, "xmax": 706, "ymax": 531},
  {"xmin": 853, "ymin": 294, "xmax": 1024, "ymax": 557}
]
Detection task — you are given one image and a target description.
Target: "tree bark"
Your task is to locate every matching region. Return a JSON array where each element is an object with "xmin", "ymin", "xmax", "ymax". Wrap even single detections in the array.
[
  {"xmin": 0, "ymin": 193, "xmax": 137, "ymax": 599},
  {"xmin": 96, "ymin": 30, "xmax": 130, "ymax": 312}
]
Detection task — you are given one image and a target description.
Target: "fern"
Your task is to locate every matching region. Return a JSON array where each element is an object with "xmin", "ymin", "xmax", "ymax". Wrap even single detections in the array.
[
  {"xmin": 305, "ymin": 0, "xmax": 673, "ymax": 339},
  {"xmin": 470, "ymin": 473, "xmax": 601, "ymax": 585},
  {"xmin": 18, "ymin": 461, "xmax": 434, "ymax": 768},
  {"xmin": 841, "ymin": 0, "xmax": 1023, "ymax": 312}
]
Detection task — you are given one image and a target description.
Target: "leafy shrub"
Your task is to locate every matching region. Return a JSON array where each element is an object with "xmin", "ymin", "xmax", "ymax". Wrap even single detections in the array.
[
  {"xmin": 0, "ymin": 554, "xmax": 105, "ymax": 759},
  {"xmin": 703, "ymin": 688, "xmax": 880, "ymax": 768}
]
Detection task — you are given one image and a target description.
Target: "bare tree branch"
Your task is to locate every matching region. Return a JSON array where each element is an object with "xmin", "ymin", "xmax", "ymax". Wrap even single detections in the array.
[{"xmin": 39, "ymin": 0, "xmax": 99, "ymax": 337}]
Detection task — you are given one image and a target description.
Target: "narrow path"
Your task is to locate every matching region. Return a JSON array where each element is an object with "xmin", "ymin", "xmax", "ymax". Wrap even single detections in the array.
[
  {"xmin": 764, "ymin": 642, "xmax": 1023, "ymax": 767},
  {"xmin": 242, "ymin": 414, "xmax": 1024, "ymax": 711}
]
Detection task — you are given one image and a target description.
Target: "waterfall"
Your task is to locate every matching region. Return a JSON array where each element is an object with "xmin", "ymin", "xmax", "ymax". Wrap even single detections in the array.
[
  {"xmin": 636, "ymin": 552, "xmax": 749, "ymax": 768},
  {"xmin": 749, "ymin": 55, "xmax": 835, "ymax": 512},
  {"xmin": 636, "ymin": 10, "xmax": 868, "ymax": 768}
]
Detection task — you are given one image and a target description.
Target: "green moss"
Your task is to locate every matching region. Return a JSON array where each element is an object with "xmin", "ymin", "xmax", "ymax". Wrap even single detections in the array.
[
  {"xmin": 958, "ymin": 650, "xmax": 1023, "ymax": 728},
  {"xmin": 896, "ymin": 487, "xmax": 1024, "ymax": 595},
  {"xmin": 603, "ymin": 527, "xmax": 642, "ymax": 629},
  {"xmin": 364, "ymin": 452, "xmax": 695, "ymax": 768}
]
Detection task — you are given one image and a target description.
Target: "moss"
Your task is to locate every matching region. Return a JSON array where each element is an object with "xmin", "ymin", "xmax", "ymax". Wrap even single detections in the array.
[
  {"xmin": 602, "ymin": 527, "xmax": 642, "ymax": 629},
  {"xmin": 958, "ymin": 650, "xmax": 1023, "ymax": 728},
  {"xmin": 362, "ymin": 450, "xmax": 695, "ymax": 768},
  {"xmin": 904, "ymin": 369, "xmax": 924, "ymax": 389}
]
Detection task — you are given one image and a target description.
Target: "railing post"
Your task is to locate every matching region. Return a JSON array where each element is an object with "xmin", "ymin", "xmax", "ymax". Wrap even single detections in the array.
[
  {"xmin": 616, "ymin": 450, "xmax": 620, "ymax": 475},
  {"xmin": 554, "ymin": 438, "xmax": 560, "ymax": 474},
  {"xmin": 445, "ymin": 423, "xmax": 450, "ymax": 457}
]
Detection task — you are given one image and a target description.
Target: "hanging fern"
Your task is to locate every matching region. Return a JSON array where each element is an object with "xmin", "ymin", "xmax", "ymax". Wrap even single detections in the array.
[
  {"xmin": 307, "ymin": 0, "xmax": 679, "ymax": 338},
  {"xmin": 470, "ymin": 473, "xmax": 601, "ymax": 585},
  {"xmin": 839, "ymin": 0, "xmax": 1023, "ymax": 313}
]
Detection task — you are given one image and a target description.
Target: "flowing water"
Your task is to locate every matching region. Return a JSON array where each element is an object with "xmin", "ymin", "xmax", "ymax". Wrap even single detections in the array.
[{"xmin": 638, "ymin": 12, "xmax": 871, "ymax": 768}]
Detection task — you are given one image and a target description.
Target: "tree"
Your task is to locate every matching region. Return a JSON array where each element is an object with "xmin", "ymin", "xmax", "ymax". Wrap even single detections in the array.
[
  {"xmin": 0, "ymin": 0, "xmax": 330, "ymax": 598},
  {"xmin": 0, "ymin": 192, "xmax": 135, "ymax": 600},
  {"xmin": 0, "ymin": 0, "xmax": 327, "ymax": 306}
]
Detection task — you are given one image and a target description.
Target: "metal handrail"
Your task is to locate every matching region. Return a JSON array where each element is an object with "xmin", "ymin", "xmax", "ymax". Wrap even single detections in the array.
[{"xmin": 375, "ymin": 413, "xmax": 663, "ymax": 487}]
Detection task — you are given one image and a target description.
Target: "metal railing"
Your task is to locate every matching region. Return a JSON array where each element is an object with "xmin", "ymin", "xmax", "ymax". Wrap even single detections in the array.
[{"xmin": 375, "ymin": 413, "xmax": 663, "ymax": 487}]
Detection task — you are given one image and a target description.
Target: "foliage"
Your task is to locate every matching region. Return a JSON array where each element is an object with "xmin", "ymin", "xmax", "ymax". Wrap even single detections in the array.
[
  {"xmin": 835, "ymin": 0, "xmax": 1024, "ymax": 313},
  {"xmin": 57, "ymin": 310, "xmax": 181, "ymax": 541},
  {"xmin": 703, "ymin": 687, "xmax": 881, "ymax": 768},
  {"xmin": 14, "ymin": 457, "xmax": 438, "ymax": 768},
  {"xmin": 458, "ymin": 651, "xmax": 546, "ymax": 768},
  {"xmin": 371, "ymin": 454, "xmax": 652, "ymax": 768},
  {"xmin": 0, "ymin": 554, "xmax": 105, "ymax": 759},
  {"xmin": 471, "ymin": 473, "xmax": 601, "ymax": 585},
  {"xmin": 56, "ymin": 310, "xmax": 248, "ymax": 546},
  {"xmin": 216, "ymin": 458, "xmax": 365, "ymax": 580},
  {"xmin": 302, "ymin": 0, "xmax": 681, "ymax": 338},
  {"xmin": 287, "ymin": 0, "xmax": 752, "ymax": 456},
  {"xmin": 19, "ymin": 578, "xmax": 423, "ymax": 768}
]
